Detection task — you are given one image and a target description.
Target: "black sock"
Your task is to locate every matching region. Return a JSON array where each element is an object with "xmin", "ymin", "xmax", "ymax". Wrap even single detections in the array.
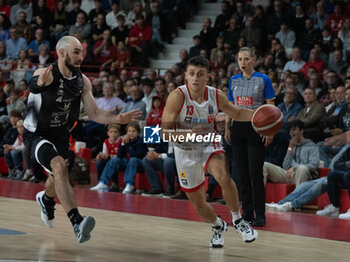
[
  {"xmin": 42, "ymin": 193, "xmax": 55, "ymax": 206},
  {"xmin": 67, "ymin": 208, "xmax": 84, "ymax": 226}
]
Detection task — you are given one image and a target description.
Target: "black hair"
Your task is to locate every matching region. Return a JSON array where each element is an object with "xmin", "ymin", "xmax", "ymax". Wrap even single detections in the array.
[
  {"xmin": 288, "ymin": 119, "xmax": 304, "ymax": 130},
  {"xmin": 186, "ymin": 56, "xmax": 209, "ymax": 71},
  {"xmin": 141, "ymin": 78, "xmax": 154, "ymax": 88}
]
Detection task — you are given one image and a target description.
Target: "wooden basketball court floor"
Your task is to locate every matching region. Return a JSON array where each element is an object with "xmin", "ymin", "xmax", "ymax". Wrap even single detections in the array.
[{"xmin": 1, "ymin": 179, "xmax": 350, "ymax": 262}]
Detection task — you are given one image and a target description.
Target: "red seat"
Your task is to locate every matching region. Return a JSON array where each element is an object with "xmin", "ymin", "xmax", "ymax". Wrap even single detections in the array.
[
  {"xmin": 265, "ymin": 183, "xmax": 295, "ymax": 203},
  {"xmin": 0, "ymin": 157, "xmax": 8, "ymax": 174}
]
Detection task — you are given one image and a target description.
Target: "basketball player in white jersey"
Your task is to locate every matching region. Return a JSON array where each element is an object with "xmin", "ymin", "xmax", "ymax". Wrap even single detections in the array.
[
  {"xmin": 23, "ymin": 36, "xmax": 141, "ymax": 243},
  {"xmin": 162, "ymin": 56, "xmax": 258, "ymax": 247}
]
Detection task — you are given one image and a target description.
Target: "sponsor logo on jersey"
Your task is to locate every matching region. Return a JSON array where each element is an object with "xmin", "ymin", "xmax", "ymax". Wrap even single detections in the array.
[
  {"xmin": 236, "ymin": 96, "xmax": 253, "ymax": 106},
  {"xmin": 184, "ymin": 116, "xmax": 192, "ymax": 123}
]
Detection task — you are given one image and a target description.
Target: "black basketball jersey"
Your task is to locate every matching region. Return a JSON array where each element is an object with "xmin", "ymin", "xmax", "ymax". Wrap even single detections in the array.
[{"xmin": 24, "ymin": 62, "xmax": 84, "ymax": 136}]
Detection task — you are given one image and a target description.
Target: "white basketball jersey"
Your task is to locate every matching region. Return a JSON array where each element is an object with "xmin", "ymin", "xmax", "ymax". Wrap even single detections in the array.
[{"xmin": 176, "ymin": 85, "xmax": 219, "ymax": 149}]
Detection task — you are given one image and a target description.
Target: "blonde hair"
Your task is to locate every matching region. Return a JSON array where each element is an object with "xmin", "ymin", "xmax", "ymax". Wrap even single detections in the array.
[
  {"xmin": 238, "ymin": 46, "xmax": 255, "ymax": 58},
  {"xmin": 16, "ymin": 119, "xmax": 23, "ymax": 127}
]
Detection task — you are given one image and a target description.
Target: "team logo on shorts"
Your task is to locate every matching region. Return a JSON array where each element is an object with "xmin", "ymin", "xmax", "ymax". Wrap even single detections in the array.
[
  {"xmin": 180, "ymin": 172, "xmax": 186, "ymax": 178},
  {"xmin": 181, "ymin": 179, "xmax": 188, "ymax": 186},
  {"xmin": 143, "ymin": 124, "xmax": 161, "ymax": 143},
  {"xmin": 184, "ymin": 116, "xmax": 192, "ymax": 123},
  {"xmin": 208, "ymin": 105, "xmax": 214, "ymax": 114}
]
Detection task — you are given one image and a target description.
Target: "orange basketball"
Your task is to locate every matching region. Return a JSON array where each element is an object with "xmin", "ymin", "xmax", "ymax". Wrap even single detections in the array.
[{"xmin": 251, "ymin": 104, "xmax": 283, "ymax": 136}]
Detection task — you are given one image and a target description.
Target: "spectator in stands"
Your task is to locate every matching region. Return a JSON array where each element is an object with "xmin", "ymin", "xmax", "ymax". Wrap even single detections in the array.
[
  {"xmin": 0, "ymin": 40, "xmax": 12, "ymax": 76},
  {"xmin": 328, "ymin": 49, "xmax": 348, "ymax": 74},
  {"xmin": 240, "ymin": 16, "xmax": 262, "ymax": 48},
  {"xmin": 154, "ymin": 78, "xmax": 167, "ymax": 102},
  {"xmin": 106, "ymin": 2, "xmax": 126, "ymax": 30},
  {"xmin": 307, "ymin": 73, "xmax": 323, "ymax": 96},
  {"xmin": 189, "ymin": 35, "xmax": 201, "ymax": 58},
  {"xmin": 266, "ymin": 0, "xmax": 287, "ymax": 40},
  {"xmin": 84, "ymin": 82, "xmax": 125, "ymax": 148},
  {"xmin": 113, "ymin": 78, "xmax": 127, "ymax": 102},
  {"xmin": 88, "ymin": 0, "xmax": 105, "ymax": 24},
  {"xmin": 0, "ymin": 0, "xmax": 11, "ymax": 19},
  {"xmin": 125, "ymin": 2, "xmax": 146, "ymax": 28},
  {"xmin": 50, "ymin": 0, "xmax": 68, "ymax": 42},
  {"xmin": 264, "ymin": 131, "xmax": 289, "ymax": 168},
  {"xmin": 111, "ymin": 15, "xmax": 129, "ymax": 48},
  {"xmin": 3, "ymin": 119, "xmax": 24, "ymax": 179},
  {"xmin": 0, "ymin": 13, "xmax": 10, "ymax": 41},
  {"xmin": 266, "ymin": 176, "xmax": 328, "ymax": 212},
  {"xmin": 275, "ymin": 21, "xmax": 296, "ymax": 52},
  {"xmin": 32, "ymin": 0, "xmax": 51, "ymax": 25},
  {"xmin": 232, "ymin": 1, "xmax": 248, "ymax": 32},
  {"xmin": 28, "ymin": 28, "xmax": 50, "ymax": 60},
  {"xmin": 318, "ymin": 87, "xmax": 350, "ymax": 169},
  {"xmin": 119, "ymin": 0, "xmax": 139, "ymax": 14},
  {"xmin": 282, "ymin": 47, "xmax": 305, "ymax": 74},
  {"xmin": 67, "ymin": 0, "xmax": 86, "ymax": 26},
  {"xmin": 316, "ymin": 170, "xmax": 350, "ymax": 219},
  {"xmin": 263, "ymin": 120, "xmax": 319, "ymax": 186},
  {"xmin": 199, "ymin": 17, "xmax": 216, "ymax": 53},
  {"xmin": 68, "ymin": 11, "xmax": 91, "ymax": 43},
  {"xmin": 120, "ymin": 84, "xmax": 146, "ymax": 120},
  {"xmin": 91, "ymin": 13, "xmax": 110, "ymax": 43},
  {"xmin": 10, "ymin": 0, "xmax": 32, "ymax": 25},
  {"xmin": 214, "ymin": 0, "xmax": 231, "ymax": 34},
  {"xmin": 90, "ymin": 122, "xmax": 148, "ymax": 194},
  {"xmin": 277, "ymin": 86, "xmax": 303, "ymax": 130},
  {"xmin": 5, "ymin": 27, "xmax": 27, "ymax": 60},
  {"xmin": 93, "ymin": 29, "xmax": 116, "ymax": 71},
  {"xmin": 321, "ymin": 27, "xmax": 334, "ymax": 54},
  {"xmin": 0, "ymin": 89, "xmax": 25, "ymax": 127},
  {"xmin": 297, "ymin": 87, "xmax": 326, "ymax": 142},
  {"xmin": 310, "ymin": 1, "xmax": 328, "ymax": 31},
  {"xmin": 0, "ymin": 110, "xmax": 21, "ymax": 156},
  {"xmin": 31, "ymin": 44, "xmax": 54, "ymax": 67},
  {"xmin": 299, "ymin": 48, "xmax": 326, "ymax": 80},
  {"xmin": 141, "ymin": 141, "xmax": 177, "ymax": 197},
  {"xmin": 221, "ymin": 17, "xmax": 240, "ymax": 52},
  {"xmin": 128, "ymin": 14, "xmax": 152, "ymax": 67},
  {"xmin": 176, "ymin": 49, "xmax": 188, "ymax": 75},
  {"xmin": 167, "ymin": 82, "xmax": 177, "ymax": 95},
  {"xmin": 146, "ymin": 1, "xmax": 165, "ymax": 52},
  {"xmin": 145, "ymin": 95, "xmax": 164, "ymax": 127},
  {"xmin": 10, "ymin": 49, "xmax": 32, "ymax": 87},
  {"xmin": 338, "ymin": 18, "xmax": 350, "ymax": 61},
  {"xmin": 141, "ymin": 78, "xmax": 156, "ymax": 116},
  {"xmin": 95, "ymin": 123, "xmax": 122, "ymax": 181},
  {"xmin": 291, "ymin": 4, "xmax": 307, "ymax": 39},
  {"xmin": 110, "ymin": 41, "xmax": 130, "ymax": 72},
  {"xmin": 326, "ymin": 1, "xmax": 345, "ymax": 37}
]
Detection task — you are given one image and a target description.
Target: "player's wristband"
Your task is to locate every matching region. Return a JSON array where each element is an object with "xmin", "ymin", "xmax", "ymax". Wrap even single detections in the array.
[
  {"xmin": 29, "ymin": 76, "xmax": 46, "ymax": 94},
  {"xmin": 288, "ymin": 147, "xmax": 293, "ymax": 152}
]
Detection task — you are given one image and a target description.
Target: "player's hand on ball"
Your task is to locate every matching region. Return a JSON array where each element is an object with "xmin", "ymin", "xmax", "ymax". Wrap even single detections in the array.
[{"xmin": 117, "ymin": 110, "xmax": 142, "ymax": 124}]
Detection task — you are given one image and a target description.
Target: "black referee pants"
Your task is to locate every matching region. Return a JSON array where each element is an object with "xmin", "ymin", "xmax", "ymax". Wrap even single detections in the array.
[{"xmin": 230, "ymin": 121, "xmax": 266, "ymax": 219}]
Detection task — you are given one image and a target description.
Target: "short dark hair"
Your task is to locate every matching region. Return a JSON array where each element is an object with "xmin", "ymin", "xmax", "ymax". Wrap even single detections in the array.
[
  {"xmin": 141, "ymin": 78, "xmax": 154, "ymax": 88},
  {"xmin": 126, "ymin": 122, "xmax": 141, "ymax": 134},
  {"xmin": 288, "ymin": 119, "xmax": 304, "ymax": 130},
  {"xmin": 186, "ymin": 56, "xmax": 209, "ymax": 71},
  {"xmin": 10, "ymin": 109, "xmax": 22, "ymax": 118}
]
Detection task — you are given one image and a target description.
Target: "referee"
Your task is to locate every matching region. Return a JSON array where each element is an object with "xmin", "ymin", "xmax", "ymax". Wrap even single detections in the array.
[{"xmin": 225, "ymin": 47, "xmax": 275, "ymax": 227}]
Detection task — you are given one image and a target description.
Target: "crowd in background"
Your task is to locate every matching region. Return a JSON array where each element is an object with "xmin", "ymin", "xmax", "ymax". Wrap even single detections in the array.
[{"xmin": 1, "ymin": 0, "xmax": 350, "ymax": 212}]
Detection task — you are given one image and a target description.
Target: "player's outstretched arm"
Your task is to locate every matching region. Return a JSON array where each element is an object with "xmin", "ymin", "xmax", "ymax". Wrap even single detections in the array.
[
  {"xmin": 218, "ymin": 89, "xmax": 253, "ymax": 122},
  {"xmin": 82, "ymin": 75, "xmax": 141, "ymax": 124}
]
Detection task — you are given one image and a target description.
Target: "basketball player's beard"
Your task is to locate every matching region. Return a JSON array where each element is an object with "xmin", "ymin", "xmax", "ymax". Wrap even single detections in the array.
[{"xmin": 65, "ymin": 55, "xmax": 80, "ymax": 74}]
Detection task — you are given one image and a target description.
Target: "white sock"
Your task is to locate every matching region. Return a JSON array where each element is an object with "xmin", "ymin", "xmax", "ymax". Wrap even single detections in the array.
[
  {"xmin": 231, "ymin": 211, "xmax": 241, "ymax": 223},
  {"xmin": 212, "ymin": 216, "xmax": 223, "ymax": 227}
]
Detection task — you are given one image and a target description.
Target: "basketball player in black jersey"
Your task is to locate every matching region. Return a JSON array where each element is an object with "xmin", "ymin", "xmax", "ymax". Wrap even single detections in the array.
[{"xmin": 23, "ymin": 36, "xmax": 141, "ymax": 243}]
